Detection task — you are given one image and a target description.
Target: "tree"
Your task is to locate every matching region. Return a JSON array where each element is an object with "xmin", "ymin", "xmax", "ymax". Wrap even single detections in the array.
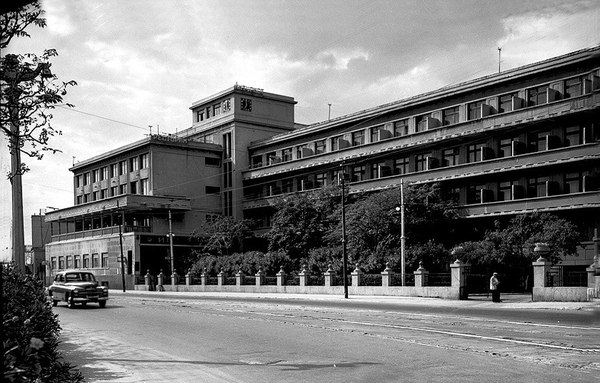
[
  {"xmin": 1, "ymin": 2, "xmax": 76, "ymax": 271},
  {"xmin": 461, "ymin": 212, "xmax": 582, "ymax": 270},
  {"xmin": 267, "ymin": 185, "xmax": 341, "ymax": 261},
  {"xmin": 193, "ymin": 216, "xmax": 253, "ymax": 256}
]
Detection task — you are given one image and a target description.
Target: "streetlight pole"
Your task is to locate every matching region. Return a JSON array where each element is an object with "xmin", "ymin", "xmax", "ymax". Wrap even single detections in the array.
[
  {"xmin": 1, "ymin": 54, "xmax": 52, "ymax": 273},
  {"xmin": 340, "ymin": 170, "xmax": 348, "ymax": 299},
  {"xmin": 168, "ymin": 209, "xmax": 175, "ymax": 276},
  {"xmin": 395, "ymin": 179, "xmax": 406, "ymax": 286}
]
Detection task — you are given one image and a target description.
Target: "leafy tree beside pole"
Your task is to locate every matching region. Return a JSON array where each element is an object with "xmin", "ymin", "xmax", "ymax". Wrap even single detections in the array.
[{"xmin": 1, "ymin": 2, "xmax": 76, "ymax": 272}]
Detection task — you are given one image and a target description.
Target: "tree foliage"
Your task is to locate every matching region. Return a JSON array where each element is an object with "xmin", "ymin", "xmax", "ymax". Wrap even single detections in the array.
[
  {"xmin": 2, "ymin": 264, "xmax": 83, "ymax": 383},
  {"xmin": 1, "ymin": 1, "xmax": 77, "ymax": 179},
  {"xmin": 192, "ymin": 215, "xmax": 254, "ymax": 256}
]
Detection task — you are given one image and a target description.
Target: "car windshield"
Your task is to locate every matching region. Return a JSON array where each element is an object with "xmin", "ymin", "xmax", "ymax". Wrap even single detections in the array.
[{"xmin": 65, "ymin": 273, "xmax": 96, "ymax": 282}]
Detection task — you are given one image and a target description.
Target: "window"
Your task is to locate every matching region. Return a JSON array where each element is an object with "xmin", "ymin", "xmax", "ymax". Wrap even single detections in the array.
[
  {"xmin": 314, "ymin": 140, "xmax": 326, "ymax": 155},
  {"xmin": 415, "ymin": 115, "xmax": 429, "ymax": 132},
  {"xmin": 528, "ymin": 131, "xmax": 549, "ymax": 152},
  {"xmin": 468, "ymin": 101, "xmax": 484, "ymax": 120},
  {"xmin": 92, "ymin": 253, "xmax": 100, "ymax": 268},
  {"xmin": 564, "ymin": 77, "xmax": 583, "ymax": 98},
  {"xmin": 565, "ymin": 172, "xmax": 588, "ymax": 194},
  {"xmin": 111, "ymin": 186, "xmax": 118, "ymax": 196},
  {"xmin": 394, "ymin": 119, "xmax": 408, "ymax": 137},
  {"xmin": 351, "ymin": 130, "xmax": 365, "ymax": 146},
  {"xmin": 93, "ymin": 191, "xmax": 100, "ymax": 201},
  {"xmin": 415, "ymin": 154, "xmax": 428, "ymax": 172},
  {"xmin": 119, "ymin": 160, "xmax": 127, "ymax": 175},
  {"xmin": 251, "ymin": 155, "xmax": 263, "ymax": 168},
  {"xmin": 100, "ymin": 189, "xmax": 107, "ymax": 199},
  {"xmin": 101, "ymin": 253, "xmax": 109, "ymax": 268},
  {"xmin": 498, "ymin": 138, "xmax": 513, "ymax": 158},
  {"xmin": 528, "ymin": 85, "xmax": 548, "ymax": 106},
  {"xmin": 331, "ymin": 169, "xmax": 342, "ymax": 185},
  {"xmin": 197, "ymin": 110, "xmax": 204, "ymax": 122},
  {"xmin": 84, "ymin": 172, "xmax": 91, "ymax": 185},
  {"xmin": 206, "ymin": 106, "xmax": 211, "ymax": 118},
  {"xmin": 130, "ymin": 181, "xmax": 138, "ymax": 194},
  {"xmin": 119, "ymin": 184, "xmax": 127, "ymax": 195},
  {"xmin": 370, "ymin": 127, "xmax": 379, "ymax": 143},
  {"xmin": 351, "ymin": 165, "xmax": 366, "ymax": 182},
  {"xmin": 330, "ymin": 135, "xmax": 342, "ymax": 151},
  {"xmin": 130, "ymin": 157, "xmax": 139, "ymax": 172},
  {"xmin": 101, "ymin": 167, "xmax": 108, "ymax": 180},
  {"xmin": 141, "ymin": 153, "xmax": 149, "ymax": 168},
  {"xmin": 467, "ymin": 185, "xmax": 486, "ymax": 204},
  {"xmin": 467, "ymin": 143, "xmax": 485, "ymax": 163},
  {"xmin": 92, "ymin": 169, "xmax": 100, "ymax": 183},
  {"xmin": 110, "ymin": 163, "xmax": 118, "ymax": 178},
  {"xmin": 565, "ymin": 126, "xmax": 584, "ymax": 146},
  {"xmin": 442, "ymin": 106, "xmax": 460, "ymax": 125},
  {"xmin": 206, "ymin": 186, "xmax": 220, "ymax": 194},
  {"xmin": 445, "ymin": 187, "xmax": 461, "ymax": 203},
  {"xmin": 498, "ymin": 92, "xmax": 517, "ymax": 113},
  {"xmin": 371, "ymin": 162, "xmax": 386, "ymax": 179},
  {"xmin": 527, "ymin": 176, "xmax": 549, "ymax": 198},
  {"xmin": 498, "ymin": 181, "xmax": 513, "ymax": 201},
  {"xmin": 223, "ymin": 132, "xmax": 232, "ymax": 159},
  {"xmin": 282, "ymin": 148, "xmax": 293, "ymax": 162},
  {"xmin": 266, "ymin": 152, "xmax": 277, "ymax": 165},
  {"xmin": 84, "ymin": 194, "xmax": 90, "ymax": 203},
  {"xmin": 51, "ymin": 257, "xmax": 57, "ymax": 270},
  {"xmin": 76, "ymin": 175, "xmax": 83, "ymax": 188},
  {"xmin": 442, "ymin": 148, "xmax": 459, "ymax": 167},
  {"xmin": 296, "ymin": 145, "xmax": 308, "ymax": 159},
  {"xmin": 74, "ymin": 255, "xmax": 81, "ymax": 269},
  {"xmin": 298, "ymin": 176, "xmax": 312, "ymax": 191},
  {"xmin": 83, "ymin": 254, "xmax": 90, "ymax": 268},
  {"xmin": 59, "ymin": 257, "xmax": 65, "ymax": 269},
  {"xmin": 213, "ymin": 103, "xmax": 221, "ymax": 116},
  {"xmin": 394, "ymin": 157, "xmax": 409, "ymax": 175},
  {"xmin": 76, "ymin": 195, "xmax": 83, "ymax": 204},
  {"xmin": 282, "ymin": 179, "xmax": 294, "ymax": 193},
  {"xmin": 315, "ymin": 173, "xmax": 327, "ymax": 188},
  {"xmin": 66, "ymin": 256, "xmax": 72, "ymax": 269},
  {"xmin": 205, "ymin": 157, "xmax": 221, "ymax": 166}
]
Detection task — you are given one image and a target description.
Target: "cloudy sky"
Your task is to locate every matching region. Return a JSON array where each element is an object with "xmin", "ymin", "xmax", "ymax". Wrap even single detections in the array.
[{"xmin": 1, "ymin": 0, "xmax": 599, "ymax": 260}]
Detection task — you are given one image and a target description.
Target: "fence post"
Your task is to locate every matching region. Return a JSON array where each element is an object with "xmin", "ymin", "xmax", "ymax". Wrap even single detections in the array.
[
  {"xmin": 532, "ymin": 243, "xmax": 551, "ymax": 288},
  {"xmin": 185, "ymin": 270, "xmax": 192, "ymax": 286},
  {"xmin": 171, "ymin": 271, "xmax": 179, "ymax": 286},
  {"xmin": 144, "ymin": 269, "xmax": 152, "ymax": 290},
  {"xmin": 381, "ymin": 262, "xmax": 394, "ymax": 287},
  {"xmin": 276, "ymin": 266, "xmax": 286, "ymax": 287},
  {"xmin": 157, "ymin": 269, "xmax": 164, "ymax": 290},
  {"xmin": 587, "ymin": 263, "xmax": 596, "ymax": 288},
  {"xmin": 255, "ymin": 267, "xmax": 265, "ymax": 286},
  {"xmin": 299, "ymin": 264, "xmax": 310, "ymax": 287},
  {"xmin": 217, "ymin": 268, "xmax": 225, "ymax": 287},
  {"xmin": 450, "ymin": 259, "xmax": 468, "ymax": 300},
  {"xmin": 201, "ymin": 267, "xmax": 208, "ymax": 286},
  {"xmin": 236, "ymin": 269, "xmax": 245, "ymax": 286},
  {"xmin": 351, "ymin": 263, "xmax": 362, "ymax": 287},
  {"xmin": 414, "ymin": 261, "xmax": 428, "ymax": 287},
  {"xmin": 324, "ymin": 264, "xmax": 334, "ymax": 287}
]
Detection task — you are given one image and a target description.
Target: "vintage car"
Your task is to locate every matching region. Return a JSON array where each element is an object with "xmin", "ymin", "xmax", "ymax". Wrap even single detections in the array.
[{"xmin": 48, "ymin": 270, "xmax": 109, "ymax": 308}]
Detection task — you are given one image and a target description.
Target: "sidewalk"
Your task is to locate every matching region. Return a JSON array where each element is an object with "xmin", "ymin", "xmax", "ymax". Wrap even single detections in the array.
[{"xmin": 109, "ymin": 289, "xmax": 599, "ymax": 311}]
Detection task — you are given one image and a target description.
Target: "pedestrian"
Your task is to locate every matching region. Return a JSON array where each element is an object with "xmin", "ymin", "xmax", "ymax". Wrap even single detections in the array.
[{"xmin": 490, "ymin": 272, "xmax": 501, "ymax": 302}]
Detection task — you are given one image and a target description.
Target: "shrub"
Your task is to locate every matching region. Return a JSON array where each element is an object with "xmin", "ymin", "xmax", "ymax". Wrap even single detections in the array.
[{"xmin": 2, "ymin": 264, "xmax": 83, "ymax": 383}]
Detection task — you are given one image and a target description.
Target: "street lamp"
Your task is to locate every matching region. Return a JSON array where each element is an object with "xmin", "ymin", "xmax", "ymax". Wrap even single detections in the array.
[
  {"xmin": 395, "ymin": 179, "xmax": 406, "ymax": 286},
  {"xmin": 1, "ymin": 54, "xmax": 53, "ymax": 273},
  {"xmin": 339, "ymin": 170, "xmax": 349, "ymax": 299}
]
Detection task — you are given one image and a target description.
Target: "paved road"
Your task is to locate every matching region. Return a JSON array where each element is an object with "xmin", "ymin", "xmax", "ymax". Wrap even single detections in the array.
[{"xmin": 56, "ymin": 292, "xmax": 599, "ymax": 382}]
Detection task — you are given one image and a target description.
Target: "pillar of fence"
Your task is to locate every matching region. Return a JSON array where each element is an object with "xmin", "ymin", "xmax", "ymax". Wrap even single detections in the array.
[
  {"xmin": 144, "ymin": 270, "xmax": 152, "ymax": 289},
  {"xmin": 351, "ymin": 263, "xmax": 362, "ymax": 287},
  {"xmin": 586, "ymin": 263, "xmax": 595, "ymax": 288},
  {"xmin": 255, "ymin": 267, "xmax": 265, "ymax": 286},
  {"xmin": 157, "ymin": 269, "xmax": 165, "ymax": 287},
  {"xmin": 236, "ymin": 269, "xmax": 245, "ymax": 286},
  {"xmin": 324, "ymin": 264, "xmax": 334, "ymax": 287},
  {"xmin": 414, "ymin": 261, "xmax": 428, "ymax": 287},
  {"xmin": 185, "ymin": 270, "xmax": 192, "ymax": 286},
  {"xmin": 381, "ymin": 262, "xmax": 394, "ymax": 287},
  {"xmin": 299, "ymin": 264, "xmax": 310, "ymax": 287},
  {"xmin": 201, "ymin": 267, "xmax": 208, "ymax": 286},
  {"xmin": 217, "ymin": 268, "xmax": 225, "ymax": 287},
  {"xmin": 532, "ymin": 243, "xmax": 551, "ymax": 288},
  {"xmin": 171, "ymin": 271, "xmax": 179, "ymax": 286},
  {"xmin": 276, "ymin": 266, "xmax": 286, "ymax": 287},
  {"xmin": 450, "ymin": 259, "xmax": 468, "ymax": 299}
]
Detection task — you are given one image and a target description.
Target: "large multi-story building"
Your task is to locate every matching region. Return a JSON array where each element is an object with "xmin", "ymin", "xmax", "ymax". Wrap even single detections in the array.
[{"xmin": 44, "ymin": 47, "xmax": 600, "ymax": 287}]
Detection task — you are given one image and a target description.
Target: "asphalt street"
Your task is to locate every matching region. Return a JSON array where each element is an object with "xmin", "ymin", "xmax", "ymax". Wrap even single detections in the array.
[{"xmin": 56, "ymin": 291, "xmax": 599, "ymax": 382}]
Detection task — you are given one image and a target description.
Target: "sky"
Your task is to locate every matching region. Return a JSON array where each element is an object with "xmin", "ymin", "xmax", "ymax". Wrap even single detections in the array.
[{"xmin": 1, "ymin": 0, "xmax": 599, "ymax": 261}]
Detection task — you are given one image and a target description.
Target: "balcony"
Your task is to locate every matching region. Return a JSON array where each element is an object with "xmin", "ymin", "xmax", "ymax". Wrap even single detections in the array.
[{"xmin": 50, "ymin": 225, "xmax": 152, "ymax": 242}]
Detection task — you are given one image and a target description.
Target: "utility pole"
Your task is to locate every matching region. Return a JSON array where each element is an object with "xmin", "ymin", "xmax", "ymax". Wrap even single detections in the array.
[
  {"xmin": 340, "ymin": 168, "xmax": 348, "ymax": 299},
  {"xmin": 117, "ymin": 201, "xmax": 126, "ymax": 292},
  {"xmin": 400, "ymin": 179, "xmax": 406, "ymax": 286},
  {"xmin": 498, "ymin": 47, "xmax": 502, "ymax": 73},
  {"xmin": 1, "ymin": 54, "xmax": 52, "ymax": 273},
  {"xmin": 168, "ymin": 209, "xmax": 175, "ymax": 276},
  {"xmin": 328, "ymin": 103, "xmax": 332, "ymax": 121}
]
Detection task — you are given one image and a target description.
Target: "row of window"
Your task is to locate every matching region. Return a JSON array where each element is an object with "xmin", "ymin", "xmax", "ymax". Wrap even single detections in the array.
[
  {"xmin": 250, "ymin": 72, "xmax": 599, "ymax": 168},
  {"xmin": 76, "ymin": 178, "xmax": 150, "ymax": 204},
  {"xmin": 76, "ymin": 153, "xmax": 149, "ymax": 188},
  {"xmin": 51, "ymin": 253, "xmax": 109, "ymax": 270},
  {"xmin": 195, "ymin": 99, "xmax": 233, "ymax": 122},
  {"xmin": 246, "ymin": 125, "xmax": 594, "ymax": 199}
]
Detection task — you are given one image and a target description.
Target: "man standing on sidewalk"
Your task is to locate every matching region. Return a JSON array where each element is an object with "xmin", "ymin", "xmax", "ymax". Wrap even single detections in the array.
[{"xmin": 490, "ymin": 272, "xmax": 501, "ymax": 302}]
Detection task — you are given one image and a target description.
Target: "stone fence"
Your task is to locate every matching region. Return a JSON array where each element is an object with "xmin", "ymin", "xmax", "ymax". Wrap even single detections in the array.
[{"xmin": 135, "ymin": 260, "xmax": 471, "ymax": 300}]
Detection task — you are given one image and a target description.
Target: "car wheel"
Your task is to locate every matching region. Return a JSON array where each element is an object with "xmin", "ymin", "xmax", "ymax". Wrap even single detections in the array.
[
  {"xmin": 99, "ymin": 301, "xmax": 106, "ymax": 308},
  {"xmin": 67, "ymin": 295, "xmax": 75, "ymax": 309}
]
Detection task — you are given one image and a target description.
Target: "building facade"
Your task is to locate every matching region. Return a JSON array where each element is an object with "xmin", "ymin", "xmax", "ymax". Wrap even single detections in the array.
[{"xmin": 44, "ymin": 48, "xmax": 600, "ymax": 286}]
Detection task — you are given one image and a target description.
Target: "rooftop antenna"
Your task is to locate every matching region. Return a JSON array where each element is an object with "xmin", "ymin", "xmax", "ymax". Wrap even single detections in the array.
[
  {"xmin": 498, "ymin": 47, "xmax": 502, "ymax": 73},
  {"xmin": 72, "ymin": 156, "xmax": 75, "ymax": 166},
  {"xmin": 148, "ymin": 125, "xmax": 153, "ymax": 136},
  {"xmin": 328, "ymin": 103, "xmax": 332, "ymax": 121}
]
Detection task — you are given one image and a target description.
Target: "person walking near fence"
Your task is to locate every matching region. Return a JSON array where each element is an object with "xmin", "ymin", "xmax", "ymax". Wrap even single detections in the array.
[{"xmin": 490, "ymin": 272, "xmax": 501, "ymax": 302}]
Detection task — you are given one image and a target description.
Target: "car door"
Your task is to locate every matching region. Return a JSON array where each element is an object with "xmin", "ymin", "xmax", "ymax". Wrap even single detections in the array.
[{"xmin": 53, "ymin": 274, "xmax": 67, "ymax": 300}]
